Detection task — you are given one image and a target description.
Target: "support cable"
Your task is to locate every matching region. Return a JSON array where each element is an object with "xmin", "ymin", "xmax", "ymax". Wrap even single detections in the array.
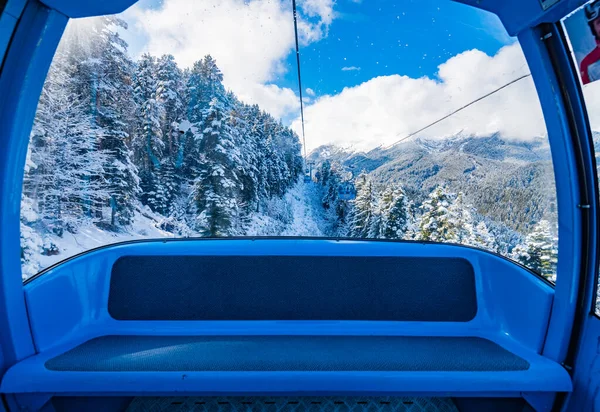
[
  {"xmin": 380, "ymin": 73, "xmax": 532, "ymax": 151},
  {"xmin": 292, "ymin": 0, "xmax": 308, "ymax": 166}
]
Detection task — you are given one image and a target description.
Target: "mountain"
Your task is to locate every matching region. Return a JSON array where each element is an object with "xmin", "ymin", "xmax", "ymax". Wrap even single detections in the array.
[{"xmin": 309, "ymin": 133, "xmax": 556, "ymax": 233}]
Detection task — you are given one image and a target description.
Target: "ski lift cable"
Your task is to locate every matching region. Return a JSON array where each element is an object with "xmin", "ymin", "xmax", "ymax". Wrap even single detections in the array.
[
  {"xmin": 381, "ymin": 73, "xmax": 533, "ymax": 151},
  {"xmin": 341, "ymin": 72, "xmax": 533, "ymax": 173},
  {"xmin": 292, "ymin": 0, "xmax": 308, "ymax": 164}
]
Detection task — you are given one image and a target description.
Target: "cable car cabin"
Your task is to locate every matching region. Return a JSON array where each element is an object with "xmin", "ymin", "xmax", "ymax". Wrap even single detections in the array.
[
  {"xmin": 1, "ymin": 0, "xmax": 600, "ymax": 411},
  {"xmin": 338, "ymin": 182, "xmax": 356, "ymax": 201}
]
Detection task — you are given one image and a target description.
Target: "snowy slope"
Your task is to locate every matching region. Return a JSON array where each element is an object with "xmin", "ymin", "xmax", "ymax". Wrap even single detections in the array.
[
  {"xmin": 245, "ymin": 180, "xmax": 325, "ymax": 237},
  {"xmin": 280, "ymin": 182, "xmax": 325, "ymax": 237},
  {"xmin": 23, "ymin": 180, "xmax": 326, "ymax": 279},
  {"xmin": 25, "ymin": 210, "xmax": 176, "ymax": 279}
]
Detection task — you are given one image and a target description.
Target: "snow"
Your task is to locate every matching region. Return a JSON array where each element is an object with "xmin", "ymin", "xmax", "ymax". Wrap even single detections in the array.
[
  {"xmin": 26, "ymin": 211, "xmax": 175, "ymax": 279},
  {"xmin": 177, "ymin": 120, "xmax": 192, "ymax": 133},
  {"xmin": 245, "ymin": 180, "xmax": 325, "ymax": 237},
  {"xmin": 281, "ymin": 182, "xmax": 326, "ymax": 237},
  {"xmin": 22, "ymin": 180, "xmax": 327, "ymax": 279}
]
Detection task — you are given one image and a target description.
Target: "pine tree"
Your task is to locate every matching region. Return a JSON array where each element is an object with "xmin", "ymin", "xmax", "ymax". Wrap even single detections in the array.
[
  {"xmin": 186, "ymin": 56, "xmax": 243, "ymax": 236},
  {"xmin": 472, "ymin": 221, "xmax": 496, "ymax": 251},
  {"xmin": 319, "ymin": 160, "xmax": 332, "ymax": 187},
  {"xmin": 25, "ymin": 47, "xmax": 109, "ymax": 235},
  {"xmin": 418, "ymin": 186, "xmax": 462, "ymax": 243},
  {"xmin": 155, "ymin": 54, "xmax": 185, "ymax": 159},
  {"xmin": 153, "ymin": 160, "xmax": 179, "ymax": 216},
  {"xmin": 451, "ymin": 192, "xmax": 476, "ymax": 246},
  {"xmin": 512, "ymin": 219, "xmax": 558, "ymax": 280},
  {"xmin": 378, "ymin": 185, "xmax": 411, "ymax": 239},
  {"xmin": 193, "ymin": 93, "xmax": 241, "ymax": 236},
  {"xmin": 133, "ymin": 53, "xmax": 168, "ymax": 214},
  {"xmin": 348, "ymin": 173, "xmax": 377, "ymax": 238},
  {"xmin": 74, "ymin": 16, "xmax": 141, "ymax": 227}
]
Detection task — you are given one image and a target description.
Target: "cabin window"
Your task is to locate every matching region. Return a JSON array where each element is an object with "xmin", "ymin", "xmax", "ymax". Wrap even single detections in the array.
[
  {"xmin": 20, "ymin": 0, "xmax": 557, "ymax": 282},
  {"xmin": 563, "ymin": 1, "xmax": 600, "ymax": 315}
]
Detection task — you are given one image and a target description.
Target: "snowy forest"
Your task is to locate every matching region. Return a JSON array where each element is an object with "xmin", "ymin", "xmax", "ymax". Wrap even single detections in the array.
[
  {"xmin": 312, "ymin": 162, "xmax": 558, "ymax": 281},
  {"xmin": 20, "ymin": 16, "xmax": 558, "ymax": 283}
]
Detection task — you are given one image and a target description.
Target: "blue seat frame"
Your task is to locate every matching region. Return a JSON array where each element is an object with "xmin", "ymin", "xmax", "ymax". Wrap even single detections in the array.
[{"xmin": 0, "ymin": 239, "xmax": 570, "ymax": 405}]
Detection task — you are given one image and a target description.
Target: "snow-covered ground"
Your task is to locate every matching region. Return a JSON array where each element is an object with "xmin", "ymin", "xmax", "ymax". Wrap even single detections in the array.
[
  {"xmin": 29, "ymin": 211, "xmax": 176, "ymax": 278},
  {"xmin": 281, "ymin": 182, "xmax": 325, "ymax": 236},
  {"xmin": 23, "ymin": 180, "xmax": 327, "ymax": 279},
  {"xmin": 245, "ymin": 180, "xmax": 325, "ymax": 237}
]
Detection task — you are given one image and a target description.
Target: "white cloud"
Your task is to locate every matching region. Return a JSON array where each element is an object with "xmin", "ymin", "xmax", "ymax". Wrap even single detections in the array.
[
  {"xmin": 237, "ymin": 83, "xmax": 299, "ymax": 120},
  {"xmin": 306, "ymin": 88, "xmax": 316, "ymax": 96},
  {"xmin": 126, "ymin": 0, "xmax": 334, "ymax": 120},
  {"xmin": 302, "ymin": 0, "xmax": 336, "ymax": 25},
  {"xmin": 341, "ymin": 66, "xmax": 361, "ymax": 71},
  {"xmin": 293, "ymin": 43, "xmax": 547, "ymax": 152}
]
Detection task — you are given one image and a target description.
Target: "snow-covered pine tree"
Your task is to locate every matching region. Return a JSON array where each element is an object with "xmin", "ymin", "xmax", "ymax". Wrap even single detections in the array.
[
  {"xmin": 193, "ymin": 99, "xmax": 242, "ymax": 236},
  {"xmin": 512, "ymin": 219, "xmax": 558, "ymax": 280},
  {"xmin": 451, "ymin": 192, "xmax": 476, "ymax": 246},
  {"xmin": 25, "ymin": 46, "xmax": 109, "ymax": 235},
  {"xmin": 417, "ymin": 186, "xmax": 461, "ymax": 243},
  {"xmin": 319, "ymin": 160, "xmax": 332, "ymax": 188},
  {"xmin": 153, "ymin": 55, "xmax": 187, "ymax": 216},
  {"xmin": 276, "ymin": 125, "xmax": 303, "ymax": 192},
  {"xmin": 486, "ymin": 219, "xmax": 523, "ymax": 257},
  {"xmin": 263, "ymin": 120, "xmax": 287, "ymax": 198},
  {"xmin": 155, "ymin": 54, "xmax": 185, "ymax": 159},
  {"xmin": 232, "ymin": 103, "xmax": 260, "ymax": 209},
  {"xmin": 132, "ymin": 53, "xmax": 166, "ymax": 214},
  {"xmin": 82, "ymin": 16, "xmax": 140, "ymax": 227},
  {"xmin": 347, "ymin": 173, "xmax": 377, "ymax": 238},
  {"xmin": 190, "ymin": 57, "xmax": 242, "ymax": 236},
  {"xmin": 378, "ymin": 185, "xmax": 411, "ymax": 240},
  {"xmin": 150, "ymin": 160, "xmax": 178, "ymax": 217},
  {"xmin": 320, "ymin": 164, "xmax": 338, "ymax": 210},
  {"xmin": 182, "ymin": 56, "xmax": 223, "ymax": 182},
  {"xmin": 472, "ymin": 221, "xmax": 496, "ymax": 252},
  {"xmin": 242, "ymin": 105, "xmax": 268, "ymax": 208},
  {"xmin": 133, "ymin": 54, "xmax": 164, "ymax": 166}
]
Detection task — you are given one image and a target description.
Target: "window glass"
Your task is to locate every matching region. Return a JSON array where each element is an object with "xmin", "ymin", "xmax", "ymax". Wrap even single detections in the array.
[
  {"xmin": 21, "ymin": 0, "xmax": 557, "ymax": 281},
  {"xmin": 563, "ymin": 1, "xmax": 600, "ymax": 315}
]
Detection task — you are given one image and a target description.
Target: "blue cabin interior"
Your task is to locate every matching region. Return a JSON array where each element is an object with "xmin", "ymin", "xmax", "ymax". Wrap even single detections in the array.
[{"xmin": 1, "ymin": 0, "xmax": 600, "ymax": 411}]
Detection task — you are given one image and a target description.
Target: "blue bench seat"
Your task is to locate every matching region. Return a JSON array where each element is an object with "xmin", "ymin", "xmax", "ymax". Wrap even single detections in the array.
[
  {"xmin": 1, "ymin": 334, "xmax": 571, "ymax": 395},
  {"xmin": 0, "ymin": 240, "xmax": 573, "ymax": 402}
]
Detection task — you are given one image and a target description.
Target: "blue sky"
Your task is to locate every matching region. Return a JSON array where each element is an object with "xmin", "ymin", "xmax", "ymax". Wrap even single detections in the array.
[
  {"xmin": 126, "ymin": 0, "xmax": 513, "ymax": 96},
  {"xmin": 280, "ymin": 0, "xmax": 513, "ymax": 96},
  {"xmin": 119, "ymin": 0, "xmax": 547, "ymax": 151}
]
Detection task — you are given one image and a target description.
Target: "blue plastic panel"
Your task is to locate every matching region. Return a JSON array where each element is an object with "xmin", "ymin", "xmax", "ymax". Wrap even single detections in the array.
[
  {"xmin": 454, "ymin": 0, "xmax": 589, "ymax": 36},
  {"xmin": 0, "ymin": 0, "xmax": 67, "ymax": 374},
  {"xmin": 0, "ymin": 0, "xmax": 26, "ymax": 66},
  {"xmin": 566, "ymin": 316, "xmax": 600, "ymax": 410},
  {"xmin": 40, "ymin": 0, "xmax": 138, "ymax": 18},
  {"xmin": 108, "ymin": 255, "xmax": 477, "ymax": 322},
  {"xmin": 519, "ymin": 27, "xmax": 584, "ymax": 364},
  {"xmin": 21, "ymin": 240, "xmax": 555, "ymax": 354}
]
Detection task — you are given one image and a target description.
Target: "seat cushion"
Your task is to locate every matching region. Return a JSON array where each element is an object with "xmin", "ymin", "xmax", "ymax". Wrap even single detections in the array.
[
  {"xmin": 45, "ymin": 335, "xmax": 529, "ymax": 372},
  {"xmin": 108, "ymin": 255, "xmax": 477, "ymax": 322}
]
